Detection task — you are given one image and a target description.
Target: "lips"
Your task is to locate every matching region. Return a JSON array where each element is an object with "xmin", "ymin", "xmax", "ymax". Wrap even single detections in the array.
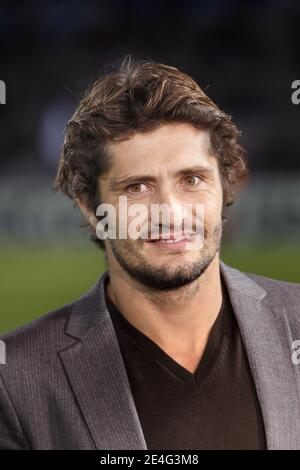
[
  {"xmin": 157, "ymin": 237, "xmax": 187, "ymax": 244},
  {"xmin": 145, "ymin": 233, "xmax": 197, "ymax": 250},
  {"xmin": 146, "ymin": 233, "xmax": 195, "ymax": 242}
]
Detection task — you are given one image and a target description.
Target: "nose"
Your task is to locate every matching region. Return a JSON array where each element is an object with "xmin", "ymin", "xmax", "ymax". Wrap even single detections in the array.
[{"xmin": 150, "ymin": 188, "xmax": 189, "ymax": 234}]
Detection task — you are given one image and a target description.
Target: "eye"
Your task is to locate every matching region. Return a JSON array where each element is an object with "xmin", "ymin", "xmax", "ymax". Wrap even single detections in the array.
[
  {"xmin": 126, "ymin": 182, "xmax": 148, "ymax": 194},
  {"xmin": 182, "ymin": 175, "xmax": 202, "ymax": 187}
]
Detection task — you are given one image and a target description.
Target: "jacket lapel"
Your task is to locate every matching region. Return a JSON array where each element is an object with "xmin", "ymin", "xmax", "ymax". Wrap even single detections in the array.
[
  {"xmin": 220, "ymin": 260, "xmax": 300, "ymax": 449},
  {"xmin": 58, "ymin": 271, "xmax": 148, "ymax": 450}
]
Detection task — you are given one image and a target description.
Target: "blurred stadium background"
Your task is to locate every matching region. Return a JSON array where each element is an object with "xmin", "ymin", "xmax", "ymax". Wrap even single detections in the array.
[{"xmin": 0, "ymin": 0, "xmax": 299, "ymax": 334}]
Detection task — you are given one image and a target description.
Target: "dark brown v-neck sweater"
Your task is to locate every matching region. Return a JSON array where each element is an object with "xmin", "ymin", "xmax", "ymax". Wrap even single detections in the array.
[{"xmin": 104, "ymin": 275, "xmax": 266, "ymax": 450}]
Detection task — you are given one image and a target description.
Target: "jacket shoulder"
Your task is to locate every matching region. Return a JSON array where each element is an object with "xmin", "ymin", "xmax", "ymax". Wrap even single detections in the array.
[
  {"xmin": 239, "ymin": 269, "xmax": 300, "ymax": 320},
  {"xmin": 244, "ymin": 270, "xmax": 300, "ymax": 301},
  {"xmin": 0, "ymin": 301, "xmax": 75, "ymax": 361}
]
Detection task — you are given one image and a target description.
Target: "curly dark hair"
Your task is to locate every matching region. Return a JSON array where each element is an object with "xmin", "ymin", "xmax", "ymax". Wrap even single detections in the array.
[{"xmin": 53, "ymin": 55, "xmax": 249, "ymax": 250}]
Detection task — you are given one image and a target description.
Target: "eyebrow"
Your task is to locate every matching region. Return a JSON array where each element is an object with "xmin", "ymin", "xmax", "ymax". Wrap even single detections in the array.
[{"xmin": 109, "ymin": 164, "xmax": 215, "ymax": 191}]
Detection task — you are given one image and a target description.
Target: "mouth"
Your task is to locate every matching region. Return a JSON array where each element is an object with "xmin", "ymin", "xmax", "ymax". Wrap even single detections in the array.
[{"xmin": 145, "ymin": 233, "xmax": 197, "ymax": 250}]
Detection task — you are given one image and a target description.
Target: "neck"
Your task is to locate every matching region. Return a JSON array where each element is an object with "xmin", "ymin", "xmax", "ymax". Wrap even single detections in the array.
[{"xmin": 105, "ymin": 254, "xmax": 223, "ymax": 372}]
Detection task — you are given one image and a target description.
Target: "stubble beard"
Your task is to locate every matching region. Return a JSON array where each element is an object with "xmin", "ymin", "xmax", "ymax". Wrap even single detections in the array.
[{"xmin": 106, "ymin": 221, "xmax": 223, "ymax": 292}]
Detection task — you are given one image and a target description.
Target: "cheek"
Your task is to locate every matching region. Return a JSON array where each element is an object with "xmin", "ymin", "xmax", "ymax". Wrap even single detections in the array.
[{"xmin": 201, "ymin": 195, "xmax": 223, "ymax": 226}]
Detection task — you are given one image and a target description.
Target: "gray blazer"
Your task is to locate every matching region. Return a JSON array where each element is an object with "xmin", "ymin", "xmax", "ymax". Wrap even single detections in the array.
[{"xmin": 0, "ymin": 260, "xmax": 300, "ymax": 450}]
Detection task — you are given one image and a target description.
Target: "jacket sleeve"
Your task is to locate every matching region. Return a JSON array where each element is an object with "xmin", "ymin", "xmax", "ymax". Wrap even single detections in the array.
[{"xmin": 0, "ymin": 372, "xmax": 30, "ymax": 449}]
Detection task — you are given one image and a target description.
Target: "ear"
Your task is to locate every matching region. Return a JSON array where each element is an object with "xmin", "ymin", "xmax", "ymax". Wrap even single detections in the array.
[{"xmin": 75, "ymin": 196, "xmax": 98, "ymax": 229}]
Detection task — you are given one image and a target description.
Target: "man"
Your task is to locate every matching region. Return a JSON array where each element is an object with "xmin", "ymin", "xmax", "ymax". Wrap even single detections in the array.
[{"xmin": 1, "ymin": 56, "xmax": 300, "ymax": 450}]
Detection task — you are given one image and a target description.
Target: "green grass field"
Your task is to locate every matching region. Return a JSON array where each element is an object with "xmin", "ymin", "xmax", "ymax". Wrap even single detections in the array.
[{"xmin": 0, "ymin": 241, "xmax": 299, "ymax": 334}]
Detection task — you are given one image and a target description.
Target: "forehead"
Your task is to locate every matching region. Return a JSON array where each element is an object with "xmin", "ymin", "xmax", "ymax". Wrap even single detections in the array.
[{"xmin": 105, "ymin": 122, "xmax": 217, "ymax": 175}]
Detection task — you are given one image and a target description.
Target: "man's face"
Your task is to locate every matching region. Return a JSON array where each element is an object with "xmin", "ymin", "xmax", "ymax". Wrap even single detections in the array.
[{"xmin": 99, "ymin": 122, "xmax": 223, "ymax": 290}]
